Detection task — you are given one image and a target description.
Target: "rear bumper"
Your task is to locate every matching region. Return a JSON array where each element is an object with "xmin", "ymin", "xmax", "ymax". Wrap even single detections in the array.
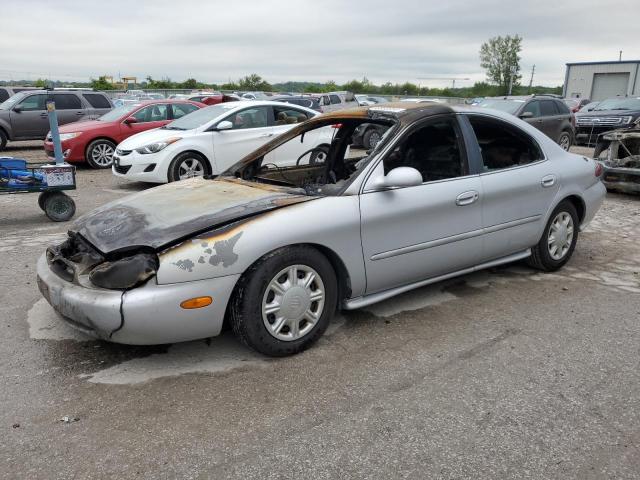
[
  {"xmin": 36, "ymin": 254, "xmax": 240, "ymax": 345},
  {"xmin": 580, "ymin": 179, "xmax": 607, "ymax": 229}
]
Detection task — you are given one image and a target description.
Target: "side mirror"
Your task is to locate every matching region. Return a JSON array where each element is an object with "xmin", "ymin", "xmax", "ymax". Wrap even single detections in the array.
[
  {"xmin": 215, "ymin": 120, "xmax": 233, "ymax": 131},
  {"xmin": 519, "ymin": 111, "xmax": 534, "ymax": 119},
  {"xmin": 13, "ymin": 106, "xmax": 22, "ymax": 113},
  {"xmin": 370, "ymin": 167, "xmax": 422, "ymax": 190},
  {"xmin": 124, "ymin": 116, "xmax": 138, "ymax": 124}
]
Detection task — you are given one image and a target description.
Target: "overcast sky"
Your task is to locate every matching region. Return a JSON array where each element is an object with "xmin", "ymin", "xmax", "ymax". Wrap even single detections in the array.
[{"xmin": 2, "ymin": 0, "xmax": 638, "ymax": 88}]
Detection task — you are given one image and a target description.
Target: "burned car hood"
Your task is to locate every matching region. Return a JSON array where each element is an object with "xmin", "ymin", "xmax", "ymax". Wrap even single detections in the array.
[{"xmin": 71, "ymin": 177, "xmax": 313, "ymax": 254}]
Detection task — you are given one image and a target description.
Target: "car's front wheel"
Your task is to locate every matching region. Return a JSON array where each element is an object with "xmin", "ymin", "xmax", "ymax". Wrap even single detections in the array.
[
  {"xmin": 528, "ymin": 200, "xmax": 578, "ymax": 271},
  {"xmin": 86, "ymin": 139, "xmax": 116, "ymax": 169},
  {"xmin": 230, "ymin": 246, "xmax": 337, "ymax": 356},
  {"xmin": 168, "ymin": 152, "xmax": 211, "ymax": 182}
]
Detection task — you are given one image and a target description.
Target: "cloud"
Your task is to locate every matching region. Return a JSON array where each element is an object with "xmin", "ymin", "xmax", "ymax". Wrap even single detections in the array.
[{"xmin": 2, "ymin": 0, "xmax": 638, "ymax": 87}]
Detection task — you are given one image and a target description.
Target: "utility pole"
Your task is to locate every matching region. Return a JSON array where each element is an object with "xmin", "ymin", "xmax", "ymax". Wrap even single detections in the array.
[
  {"xmin": 527, "ymin": 64, "xmax": 535, "ymax": 93},
  {"xmin": 619, "ymin": 50, "xmax": 623, "ymax": 61}
]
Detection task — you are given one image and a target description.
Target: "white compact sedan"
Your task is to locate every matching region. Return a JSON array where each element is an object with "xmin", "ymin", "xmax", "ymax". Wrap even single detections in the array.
[{"xmin": 112, "ymin": 101, "xmax": 330, "ymax": 183}]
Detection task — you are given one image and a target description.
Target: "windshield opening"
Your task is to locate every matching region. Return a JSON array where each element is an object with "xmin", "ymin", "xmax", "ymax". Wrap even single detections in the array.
[
  {"xmin": 223, "ymin": 117, "xmax": 396, "ymax": 196},
  {"xmin": 477, "ymin": 99, "xmax": 524, "ymax": 114},
  {"xmin": 163, "ymin": 103, "xmax": 237, "ymax": 130}
]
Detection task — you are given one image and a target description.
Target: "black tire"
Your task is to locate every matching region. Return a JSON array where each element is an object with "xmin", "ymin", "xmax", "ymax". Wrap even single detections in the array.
[
  {"xmin": 85, "ymin": 139, "xmax": 116, "ymax": 169},
  {"xmin": 230, "ymin": 246, "xmax": 338, "ymax": 357},
  {"xmin": 43, "ymin": 192, "xmax": 76, "ymax": 222},
  {"xmin": 528, "ymin": 200, "xmax": 578, "ymax": 272},
  {"xmin": 168, "ymin": 152, "xmax": 211, "ymax": 182},
  {"xmin": 363, "ymin": 128, "xmax": 382, "ymax": 150},
  {"xmin": 558, "ymin": 131, "xmax": 572, "ymax": 151},
  {"xmin": 37, "ymin": 191, "xmax": 52, "ymax": 211},
  {"xmin": 0, "ymin": 129, "xmax": 7, "ymax": 151}
]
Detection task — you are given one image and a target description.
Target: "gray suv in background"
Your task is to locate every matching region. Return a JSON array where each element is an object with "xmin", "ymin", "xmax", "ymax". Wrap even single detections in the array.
[
  {"xmin": 478, "ymin": 95, "xmax": 575, "ymax": 150},
  {"xmin": 0, "ymin": 90, "xmax": 113, "ymax": 150}
]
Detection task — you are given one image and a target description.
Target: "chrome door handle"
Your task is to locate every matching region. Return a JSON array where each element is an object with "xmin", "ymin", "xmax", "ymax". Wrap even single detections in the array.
[
  {"xmin": 260, "ymin": 133, "xmax": 275, "ymax": 138},
  {"xmin": 541, "ymin": 174, "xmax": 556, "ymax": 188},
  {"xmin": 456, "ymin": 190, "xmax": 479, "ymax": 206}
]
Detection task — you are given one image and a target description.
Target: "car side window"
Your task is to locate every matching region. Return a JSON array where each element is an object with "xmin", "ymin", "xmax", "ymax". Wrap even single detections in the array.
[
  {"xmin": 555, "ymin": 100, "xmax": 570, "ymax": 115},
  {"xmin": 228, "ymin": 107, "xmax": 269, "ymax": 129},
  {"xmin": 539, "ymin": 100, "xmax": 557, "ymax": 116},
  {"xmin": 329, "ymin": 94, "xmax": 341, "ymax": 105},
  {"xmin": 132, "ymin": 104, "xmax": 169, "ymax": 122},
  {"xmin": 383, "ymin": 117, "xmax": 466, "ymax": 182},
  {"xmin": 521, "ymin": 101, "xmax": 541, "ymax": 117},
  {"xmin": 83, "ymin": 93, "xmax": 111, "ymax": 109},
  {"xmin": 468, "ymin": 115, "xmax": 544, "ymax": 171},
  {"xmin": 17, "ymin": 94, "xmax": 46, "ymax": 111},
  {"xmin": 53, "ymin": 94, "xmax": 82, "ymax": 110},
  {"xmin": 172, "ymin": 103, "xmax": 199, "ymax": 119},
  {"xmin": 273, "ymin": 106, "xmax": 311, "ymax": 125}
]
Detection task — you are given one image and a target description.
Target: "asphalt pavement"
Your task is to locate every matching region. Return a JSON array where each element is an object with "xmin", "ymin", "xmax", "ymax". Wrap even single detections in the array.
[{"xmin": 1, "ymin": 141, "xmax": 639, "ymax": 479}]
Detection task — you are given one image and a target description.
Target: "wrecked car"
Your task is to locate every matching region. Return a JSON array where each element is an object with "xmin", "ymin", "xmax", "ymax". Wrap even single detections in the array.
[
  {"xmin": 37, "ymin": 103, "xmax": 605, "ymax": 356},
  {"xmin": 595, "ymin": 124, "xmax": 640, "ymax": 194}
]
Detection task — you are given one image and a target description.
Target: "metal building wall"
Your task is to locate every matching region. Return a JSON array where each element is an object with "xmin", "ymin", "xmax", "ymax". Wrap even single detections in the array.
[{"xmin": 563, "ymin": 61, "xmax": 640, "ymax": 100}]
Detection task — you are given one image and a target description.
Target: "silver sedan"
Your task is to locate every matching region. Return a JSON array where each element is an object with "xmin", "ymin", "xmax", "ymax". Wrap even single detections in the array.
[{"xmin": 37, "ymin": 103, "xmax": 606, "ymax": 356}]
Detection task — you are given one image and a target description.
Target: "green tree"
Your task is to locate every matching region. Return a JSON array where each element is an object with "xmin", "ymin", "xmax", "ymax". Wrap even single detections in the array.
[
  {"xmin": 479, "ymin": 35, "xmax": 523, "ymax": 95},
  {"xmin": 237, "ymin": 74, "xmax": 271, "ymax": 91},
  {"xmin": 181, "ymin": 78, "xmax": 199, "ymax": 89},
  {"xmin": 34, "ymin": 78, "xmax": 48, "ymax": 88},
  {"xmin": 90, "ymin": 76, "xmax": 115, "ymax": 90}
]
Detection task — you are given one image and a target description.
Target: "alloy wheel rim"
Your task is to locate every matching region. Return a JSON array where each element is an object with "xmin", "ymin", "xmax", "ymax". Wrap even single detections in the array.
[
  {"xmin": 369, "ymin": 131, "xmax": 381, "ymax": 148},
  {"xmin": 262, "ymin": 264, "xmax": 325, "ymax": 342},
  {"xmin": 560, "ymin": 135, "xmax": 570, "ymax": 151},
  {"xmin": 92, "ymin": 143, "xmax": 115, "ymax": 166},
  {"xmin": 548, "ymin": 212, "xmax": 574, "ymax": 260},
  {"xmin": 178, "ymin": 158, "xmax": 205, "ymax": 179}
]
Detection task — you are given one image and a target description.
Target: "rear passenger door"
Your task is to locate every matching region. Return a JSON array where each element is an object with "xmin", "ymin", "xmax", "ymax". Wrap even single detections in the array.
[
  {"xmin": 539, "ymin": 100, "xmax": 563, "ymax": 141},
  {"xmin": 52, "ymin": 94, "xmax": 85, "ymax": 127},
  {"xmin": 464, "ymin": 114, "xmax": 560, "ymax": 261}
]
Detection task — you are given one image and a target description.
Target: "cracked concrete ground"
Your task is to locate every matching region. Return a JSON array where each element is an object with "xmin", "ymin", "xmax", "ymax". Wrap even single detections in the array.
[{"xmin": 1, "ymin": 142, "xmax": 639, "ymax": 479}]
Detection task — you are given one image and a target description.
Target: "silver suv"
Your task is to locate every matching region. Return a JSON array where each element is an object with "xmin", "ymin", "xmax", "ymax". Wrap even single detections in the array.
[{"xmin": 0, "ymin": 90, "xmax": 113, "ymax": 150}]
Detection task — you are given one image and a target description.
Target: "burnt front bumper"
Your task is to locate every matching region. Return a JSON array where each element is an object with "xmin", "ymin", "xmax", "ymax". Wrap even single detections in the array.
[
  {"xmin": 36, "ymin": 254, "xmax": 240, "ymax": 345},
  {"xmin": 601, "ymin": 165, "xmax": 640, "ymax": 194}
]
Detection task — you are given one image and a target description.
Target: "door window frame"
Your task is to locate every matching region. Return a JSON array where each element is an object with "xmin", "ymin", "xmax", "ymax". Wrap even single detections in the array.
[
  {"xmin": 220, "ymin": 106, "xmax": 273, "ymax": 130},
  {"xmin": 460, "ymin": 113, "xmax": 547, "ymax": 177},
  {"xmin": 15, "ymin": 94, "xmax": 47, "ymax": 111},
  {"xmin": 361, "ymin": 113, "xmax": 473, "ymax": 193},
  {"xmin": 169, "ymin": 102, "xmax": 200, "ymax": 120}
]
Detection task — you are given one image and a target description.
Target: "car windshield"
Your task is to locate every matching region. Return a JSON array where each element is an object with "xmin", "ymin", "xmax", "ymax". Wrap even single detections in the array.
[
  {"xmin": 98, "ymin": 104, "xmax": 140, "ymax": 122},
  {"xmin": 224, "ymin": 117, "xmax": 396, "ymax": 196},
  {"xmin": 0, "ymin": 92, "xmax": 27, "ymax": 110},
  {"xmin": 593, "ymin": 98, "xmax": 640, "ymax": 111},
  {"xmin": 162, "ymin": 103, "xmax": 237, "ymax": 130},
  {"xmin": 477, "ymin": 99, "xmax": 525, "ymax": 114}
]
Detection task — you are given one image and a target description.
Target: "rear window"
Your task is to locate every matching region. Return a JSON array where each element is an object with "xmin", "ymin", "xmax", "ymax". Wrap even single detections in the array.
[
  {"xmin": 83, "ymin": 93, "xmax": 111, "ymax": 109},
  {"xmin": 0, "ymin": 89, "xmax": 9, "ymax": 102},
  {"xmin": 53, "ymin": 94, "xmax": 82, "ymax": 110}
]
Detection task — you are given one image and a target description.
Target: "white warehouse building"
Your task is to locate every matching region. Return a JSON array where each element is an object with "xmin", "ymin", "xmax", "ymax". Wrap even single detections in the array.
[{"xmin": 563, "ymin": 60, "xmax": 640, "ymax": 101}]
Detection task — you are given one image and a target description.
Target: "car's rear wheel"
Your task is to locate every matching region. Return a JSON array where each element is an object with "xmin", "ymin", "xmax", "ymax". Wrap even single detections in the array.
[
  {"xmin": 558, "ymin": 131, "xmax": 572, "ymax": 151},
  {"xmin": 0, "ymin": 129, "xmax": 7, "ymax": 151},
  {"xmin": 86, "ymin": 139, "xmax": 116, "ymax": 169},
  {"xmin": 230, "ymin": 246, "xmax": 337, "ymax": 357},
  {"xmin": 528, "ymin": 200, "xmax": 578, "ymax": 271},
  {"xmin": 168, "ymin": 152, "xmax": 210, "ymax": 182}
]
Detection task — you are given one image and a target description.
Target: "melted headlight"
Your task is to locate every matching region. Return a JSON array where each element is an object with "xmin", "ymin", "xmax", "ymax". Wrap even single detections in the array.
[{"xmin": 89, "ymin": 253, "xmax": 159, "ymax": 290}]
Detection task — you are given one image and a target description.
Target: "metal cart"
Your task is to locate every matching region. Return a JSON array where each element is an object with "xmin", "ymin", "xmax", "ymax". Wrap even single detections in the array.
[{"xmin": 0, "ymin": 157, "xmax": 76, "ymax": 221}]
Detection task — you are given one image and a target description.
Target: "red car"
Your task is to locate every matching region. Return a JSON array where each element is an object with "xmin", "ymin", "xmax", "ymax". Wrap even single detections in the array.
[
  {"xmin": 44, "ymin": 99, "xmax": 205, "ymax": 168},
  {"xmin": 187, "ymin": 93, "xmax": 241, "ymax": 105}
]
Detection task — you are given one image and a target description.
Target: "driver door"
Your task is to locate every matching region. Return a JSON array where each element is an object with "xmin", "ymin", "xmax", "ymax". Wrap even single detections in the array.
[{"xmin": 359, "ymin": 115, "xmax": 484, "ymax": 294}]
